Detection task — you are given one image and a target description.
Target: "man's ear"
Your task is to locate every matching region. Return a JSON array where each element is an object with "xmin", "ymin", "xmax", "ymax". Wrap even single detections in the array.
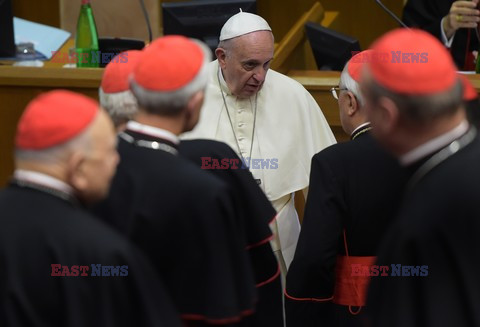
[
  {"xmin": 183, "ymin": 90, "xmax": 205, "ymax": 132},
  {"xmin": 215, "ymin": 48, "xmax": 227, "ymax": 68},
  {"xmin": 376, "ymin": 96, "xmax": 400, "ymax": 134},
  {"xmin": 346, "ymin": 91, "xmax": 359, "ymax": 117},
  {"xmin": 186, "ymin": 91, "xmax": 205, "ymax": 115},
  {"xmin": 67, "ymin": 151, "xmax": 87, "ymax": 193}
]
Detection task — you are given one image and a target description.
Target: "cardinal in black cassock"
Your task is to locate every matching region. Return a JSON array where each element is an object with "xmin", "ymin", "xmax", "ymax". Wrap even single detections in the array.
[
  {"xmin": 285, "ymin": 51, "xmax": 409, "ymax": 327},
  {"xmin": 180, "ymin": 139, "xmax": 284, "ymax": 327},
  {"xmin": 93, "ymin": 36, "xmax": 257, "ymax": 327},
  {"xmin": 0, "ymin": 90, "xmax": 181, "ymax": 327},
  {"xmin": 285, "ymin": 131, "xmax": 409, "ymax": 327},
  {"xmin": 363, "ymin": 28, "xmax": 480, "ymax": 327}
]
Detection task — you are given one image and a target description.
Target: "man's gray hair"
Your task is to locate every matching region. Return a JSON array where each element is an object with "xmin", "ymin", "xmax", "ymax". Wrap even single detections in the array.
[
  {"xmin": 99, "ymin": 88, "xmax": 138, "ymax": 127},
  {"xmin": 130, "ymin": 40, "xmax": 212, "ymax": 116},
  {"xmin": 367, "ymin": 78, "xmax": 463, "ymax": 123},
  {"xmin": 340, "ymin": 61, "xmax": 364, "ymax": 107},
  {"xmin": 217, "ymin": 38, "xmax": 236, "ymax": 57},
  {"xmin": 15, "ymin": 120, "xmax": 94, "ymax": 164}
]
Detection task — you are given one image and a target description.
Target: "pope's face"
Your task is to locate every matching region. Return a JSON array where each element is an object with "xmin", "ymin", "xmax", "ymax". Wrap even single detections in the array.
[{"xmin": 218, "ymin": 31, "xmax": 274, "ymax": 98}]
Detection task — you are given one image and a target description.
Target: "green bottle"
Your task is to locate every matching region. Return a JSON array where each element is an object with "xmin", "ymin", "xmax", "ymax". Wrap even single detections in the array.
[{"xmin": 75, "ymin": 0, "xmax": 99, "ymax": 68}]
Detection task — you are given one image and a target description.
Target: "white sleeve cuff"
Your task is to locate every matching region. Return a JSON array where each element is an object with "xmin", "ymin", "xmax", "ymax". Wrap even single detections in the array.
[{"xmin": 441, "ymin": 17, "xmax": 456, "ymax": 48}]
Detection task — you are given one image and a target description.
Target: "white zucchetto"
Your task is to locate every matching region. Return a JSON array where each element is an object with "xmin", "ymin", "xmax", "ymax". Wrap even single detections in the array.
[{"xmin": 219, "ymin": 10, "xmax": 272, "ymax": 41}]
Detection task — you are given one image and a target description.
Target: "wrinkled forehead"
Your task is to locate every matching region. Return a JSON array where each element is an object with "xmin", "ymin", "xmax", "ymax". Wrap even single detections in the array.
[{"xmin": 231, "ymin": 31, "xmax": 274, "ymax": 59}]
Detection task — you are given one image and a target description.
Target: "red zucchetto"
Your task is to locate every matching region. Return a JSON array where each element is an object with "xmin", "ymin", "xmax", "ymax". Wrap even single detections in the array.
[
  {"xmin": 16, "ymin": 90, "xmax": 98, "ymax": 150},
  {"xmin": 131, "ymin": 35, "xmax": 207, "ymax": 92},
  {"xmin": 100, "ymin": 50, "xmax": 143, "ymax": 93},
  {"xmin": 366, "ymin": 28, "xmax": 458, "ymax": 95},
  {"xmin": 348, "ymin": 50, "xmax": 374, "ymax": 82}
]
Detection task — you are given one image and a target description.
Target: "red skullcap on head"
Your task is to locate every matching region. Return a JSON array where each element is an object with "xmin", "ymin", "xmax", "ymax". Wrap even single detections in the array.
[
  {"xmin": 132, "ymin": 35, "xmax": 205, "ymax": 92},
  {"xmin": 367, "ymin": 28, "xmax": 458, "ymax": 95},
  {"xmin": 348, "ymin": 50, "xmax": 374, "ymax": 82},
  {"xmin": 16, "ymin": 90, "xmax": 98, "ymax": 150},
  {"xmin": 458, "ymin": 74, "xmax": 478, "ymax": 101},
  {"xmin": 101, "ymin": 50, "xmax": 143, "ymax": 93}
]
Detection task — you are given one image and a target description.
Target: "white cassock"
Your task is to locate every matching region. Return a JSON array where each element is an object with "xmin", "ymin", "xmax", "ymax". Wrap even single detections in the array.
[{"xmin": 181, "ymin": 60, "xmax": 336, "ymax": 272}]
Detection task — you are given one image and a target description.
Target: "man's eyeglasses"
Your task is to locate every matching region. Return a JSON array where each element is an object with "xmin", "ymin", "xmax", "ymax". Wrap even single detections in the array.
[{"xmin": 330, "ymin": 87, "xmax": 348, "ymax": 100}]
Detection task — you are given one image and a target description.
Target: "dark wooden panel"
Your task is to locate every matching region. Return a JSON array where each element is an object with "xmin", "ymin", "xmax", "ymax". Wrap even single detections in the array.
[
  {"xmin": 258, "ymin": 0, "xmax": 318, "ymax": 41},
  {"xmin": 318, "ymin": 0, "xmax": 404, "ymax": 49},
  {"xmin": 13, "ymin": 0, "xmax": 60, "ymax": 27},
  {"xmin": 0, "ymin": 66, "xmax": 101, "ymax": 186}
]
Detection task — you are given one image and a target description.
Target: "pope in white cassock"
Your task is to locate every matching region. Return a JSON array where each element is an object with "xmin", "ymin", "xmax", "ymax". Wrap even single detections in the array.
[{"xmin": 181, "ymin": 11, "xmax": 336, "ymax": 275}]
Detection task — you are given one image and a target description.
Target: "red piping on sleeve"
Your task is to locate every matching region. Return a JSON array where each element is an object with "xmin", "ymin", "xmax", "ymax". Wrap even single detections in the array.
[
  {"xmin": 181, "ymin": 308, "xmax": 255, "ymax": 325},
  {"xmin": 246, "ymin": 234, "xmax": 274, "ymax": 250},
  {"xmin": 256, "ymin": 264, "xmax": 281, "ymax": 288},
  {"xmin": 283, "ymin": 288, "xmax": 334, "ymax": 302}
]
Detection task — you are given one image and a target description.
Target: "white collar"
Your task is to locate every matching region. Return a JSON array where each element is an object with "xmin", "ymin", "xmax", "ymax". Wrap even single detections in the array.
[
  {"xmin": 217, "ymin": 63, "xmax": 234, "ymax": 96},
  {"xmin": 14, "ymin": 170, "xmax": 74, "ymax": 195},
  {"xmin": 126, "ymin": 121, "xmax": 180, "ymax": 145},
  {"xmin": 400, "ymin": 120, "xmax": 469, "ymax": 166}
]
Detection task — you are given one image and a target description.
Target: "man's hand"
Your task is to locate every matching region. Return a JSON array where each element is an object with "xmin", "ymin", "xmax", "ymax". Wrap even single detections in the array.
[{"xmin": 443, "ymin": 0, "xmax": 480, "ymax": 39}]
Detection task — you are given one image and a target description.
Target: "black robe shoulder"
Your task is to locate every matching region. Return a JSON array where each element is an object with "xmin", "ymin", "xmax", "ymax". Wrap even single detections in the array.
[
  {"xmin": 0, "ymin": 184, "xmax": 181, "ymax": 327},
  {"xmin": 367, "ymin": 132, "xmax": 480, "ymax": 327}
]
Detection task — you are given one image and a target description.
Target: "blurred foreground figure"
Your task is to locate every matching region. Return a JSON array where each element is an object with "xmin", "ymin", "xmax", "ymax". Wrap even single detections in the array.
[
  {"xmin": 0, "ymin": 90, "xmax": 181, "ymax": 327},
  {"xmin": 362, "ymin": 29, "xmax": 480, "ymax": 326}
]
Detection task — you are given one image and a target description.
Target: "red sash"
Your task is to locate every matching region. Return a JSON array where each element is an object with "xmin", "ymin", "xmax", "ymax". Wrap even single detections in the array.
[{"xmin": 333, "ymin": 255, "xmax": 376, "ymax": 307}]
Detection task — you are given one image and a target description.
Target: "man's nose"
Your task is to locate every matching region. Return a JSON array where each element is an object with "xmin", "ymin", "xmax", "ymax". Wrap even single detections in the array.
[{"xmin": 252, "ymin": 66, "xmax": 267, "ymax": 83}]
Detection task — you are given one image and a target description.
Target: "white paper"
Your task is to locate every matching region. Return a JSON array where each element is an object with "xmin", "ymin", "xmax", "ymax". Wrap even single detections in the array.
[{"xmin": 14, "ymin": 17, "xmax": 71, "ymax": 60}]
